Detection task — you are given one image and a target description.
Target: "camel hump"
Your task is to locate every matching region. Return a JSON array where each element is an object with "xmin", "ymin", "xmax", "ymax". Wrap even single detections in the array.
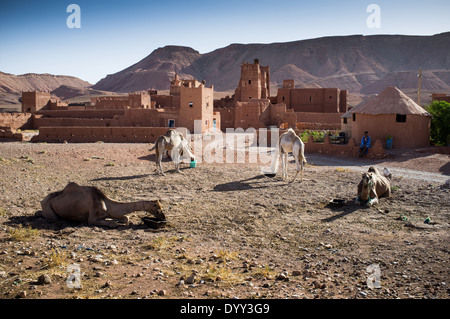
[
  {"xmin": 62, "ymin": 182, "xmax": 108, "ymax": 201},
  {"xmin": 63, "ymin": 182, "xmax": 81, "ymax": 192}
]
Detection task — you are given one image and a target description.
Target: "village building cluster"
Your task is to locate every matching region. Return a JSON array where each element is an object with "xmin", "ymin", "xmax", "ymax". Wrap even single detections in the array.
[
  {"xmin": 0, "ymin": 58, "xmax": 437, "ymax": 158},
  {"xmin": 214, "ymin": 59, "xmax": 346, "ymax": 131}
]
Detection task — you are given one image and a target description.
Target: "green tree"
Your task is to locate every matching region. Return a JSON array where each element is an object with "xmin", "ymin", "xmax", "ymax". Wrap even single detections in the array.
[{"xmin": 427, "ymin": 100, "xmax": 450, "ymax": 146}]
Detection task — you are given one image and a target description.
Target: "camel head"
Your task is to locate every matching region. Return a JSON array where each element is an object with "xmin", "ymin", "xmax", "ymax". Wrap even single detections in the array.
[
  {"xmin": 150, "ymin": 200, "xmax": 166, "ymax": 220},
  {"xmin": 361, "ymin": 172, "xmax": 374, "ymax": 188},
  {"xmin": 181, "ymin": 139, "xmax": 195, "ymax": 162}
]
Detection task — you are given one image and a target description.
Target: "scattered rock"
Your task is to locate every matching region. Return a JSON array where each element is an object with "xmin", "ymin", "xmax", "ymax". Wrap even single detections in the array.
[
  {"xmin": 37, "ymin": 274, "xmax": 51, "ymax": 285},
  {"xmin": 276, "ymin": 272, "xmax": 289, "ymax": 281},
  {"xmin": 17, "ymin": 291, "xmax": 27, "ymax": 298},
  {"xmin": 158, "ymin": 290, "xmax": 166, "ymax": 296},
  {"xmin": 185, "ymin": 273, "xmax": 196, "ymax": 285}
]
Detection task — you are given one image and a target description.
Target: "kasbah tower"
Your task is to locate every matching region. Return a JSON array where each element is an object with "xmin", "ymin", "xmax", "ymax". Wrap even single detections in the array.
[{"xmin": 234, "ymin": 59, "xmax": 270, "ymax": 102}]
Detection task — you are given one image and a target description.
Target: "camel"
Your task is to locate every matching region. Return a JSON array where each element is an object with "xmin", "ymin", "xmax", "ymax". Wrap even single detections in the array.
[
  {"xmin": 149, "ymin": 129, "xmax": 195, "ymax": 176},
  {"xmin": 355, "ymin": 166, "xmax": 391, "ymax": 207},
  {"xmin": 35, "ymin": 182, "xmax": 165, "ymax": 228},
  {"xmin": 264, "ymin": 128, "xmax": 306, "ymax": 183}
]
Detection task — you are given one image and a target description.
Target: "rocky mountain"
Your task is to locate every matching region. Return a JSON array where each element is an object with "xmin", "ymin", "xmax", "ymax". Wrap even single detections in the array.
[
  {"xmin": 93, "ymin": 46, "xmax": 201, "ymax": 93},
  {"xmin": 0, "ymin": 72, "xmax": 91, "ymax": 94},
  {"xmin": 50, "ymin": 85, "xmax": 113, "ymax": 101},
  {"xmin": 93, "ymin": 33, "xmax": 450, "ymax": 95}
]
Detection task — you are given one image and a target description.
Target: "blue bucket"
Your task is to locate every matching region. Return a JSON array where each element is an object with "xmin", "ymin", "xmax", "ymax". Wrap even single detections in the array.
[
  {"xmin": 190, "ymin": 160, "xmax": 197, "ymax": 168},
  {"xmin": 386, "ymin": 138, "xmax": 393, "ymax": 149}
]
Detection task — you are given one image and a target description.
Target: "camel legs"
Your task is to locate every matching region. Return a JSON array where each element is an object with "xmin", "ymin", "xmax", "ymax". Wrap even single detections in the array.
[
  {"xmin": 281, "ymin": 152, "xmax": 288, "ymax": 180},
  {"xmin": 156, "ymin": 151, "xmax": 165, "ymax": 176},
  {"xmin": 288, "ymin": 152, "xmax": 305, "ymax": 183},
  {"xmin": 289, "ymin": 154, "xmax": 302, "ymax": 183},
  {"xmin": 36, "ymin": 194, "xmax": 60, "ymax": 221},
  {"xmin": 87, "ymin": 206, "xmax": 119, "ymax": 228},
  {"xmin": 171, "ymin": 148, "xmax": 182, "ymax": 173}
]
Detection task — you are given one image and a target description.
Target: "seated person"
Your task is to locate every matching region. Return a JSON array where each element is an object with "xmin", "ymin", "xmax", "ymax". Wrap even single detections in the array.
[{"xmin": 359, "ymin": 131, "xmax": 371, "ymax": 157}]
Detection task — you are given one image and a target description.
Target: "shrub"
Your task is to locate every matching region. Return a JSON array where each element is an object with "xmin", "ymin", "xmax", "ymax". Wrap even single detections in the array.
[{"xmin": 427, "ymin": 100, "xmax": 450, "ymax": 146}]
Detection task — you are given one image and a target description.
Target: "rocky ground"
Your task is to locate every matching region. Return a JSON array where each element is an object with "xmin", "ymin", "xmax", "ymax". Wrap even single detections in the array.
[{"xmin": 0, "ymin": 141, "xmax": 448, "ymax": 299}]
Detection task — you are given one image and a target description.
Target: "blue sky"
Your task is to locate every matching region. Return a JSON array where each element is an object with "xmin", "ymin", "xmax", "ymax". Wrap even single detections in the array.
[{"xmin": 0, "ymin": 0, "xmax": 449, "ymax": 84}]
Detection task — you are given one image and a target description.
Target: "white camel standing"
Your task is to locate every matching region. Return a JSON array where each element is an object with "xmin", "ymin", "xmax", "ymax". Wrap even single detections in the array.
[
  {"xmin": 264, "ymin": 128, "xmax": 307, "ymax": 183},
  {"xmin": 149, "ymin": 129, "xmax": 195, "ymax": 176}
]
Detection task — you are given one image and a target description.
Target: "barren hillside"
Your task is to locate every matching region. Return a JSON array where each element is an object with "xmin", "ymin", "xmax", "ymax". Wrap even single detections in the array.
[
  {"xmin": 92, "ymin": 46, "xmax": 201, "ymax": 92},
  {"xmin": 93, "ymin": 33, "xmax": 450, "ymax": 94},
  {"xmin": 0, "ymin": 72, "xmax": 91, "ymax": 94}
]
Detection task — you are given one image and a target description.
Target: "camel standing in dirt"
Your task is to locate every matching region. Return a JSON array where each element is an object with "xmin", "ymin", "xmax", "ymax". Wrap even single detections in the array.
[
  {"xmin": 356, "ymin": 166, "xmax": 391, "ymax": 207},
  {"xmin": 149, "ymin": 129, "xmax": 195, "ymax": 176},
  {"xmin": 36, "ymin": 182, "xmax": 165, "ymax": 228},
  {"xmin": 264, "ymin": 128, "xmax": 307, "ymax": 183}
]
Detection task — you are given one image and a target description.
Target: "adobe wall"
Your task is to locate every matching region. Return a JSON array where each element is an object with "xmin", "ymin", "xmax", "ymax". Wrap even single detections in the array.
[
  {"xmin": 152, "ymin": 95, "xmax": 176, "ymax": 108},
  {"xmin": 22, "ymin": 91, "xmax": 50, "ymax": 113},
  {"xmin": 276, "ymin": 88, "xmax": 346, "ymax": 113},
  {"xmin": 93, "ymin": 97, "xmax": 129, "ymax": 110},
  {"xmin": 33, "ymin": 117, "xmax": 113, "ymax": 128},
  {"xmin": 234, "ymin": 60, "xmax": 270, "ymax": 102},
  {"xmin": 352, "ymin": 114, "xmax": 431, "ymax": 148},
  {"xmin": 35, "ymin": 110, "xmax": 125, "ymax": 119},
  {"xmin": 121, "ymin": 108, "xmax": 180, "ymax": 128},
  {"xmin": 304, "ymin": 135, "xmax": 386, "ymax": 159},
  {"xmin": 0, "ymin": 113, "xmax": 33, "ymax": 130},
  {"xmin": 295, "ymin": 112, "xmax": 342, "ymax": 130},
  {"xmin": 212, "ymin": 112, "xmax": 221, "ymax": 133},
  {"xmin": 292, "ymin": 88, "xmax": 340, "ymax": 113},
  {"xmin": 32, "ymin": 126, "xmax": 170, "ymax": 143},
  {"xmin": 129, "ymin": 92, "xmax": 151, "ymax": 108},
  {"xmin": 269, "ymin": 103, "xmax": 297, "ymax": 127},
  {"xmin": 32, "ymin": 109, "xmax": 183, "ymax": 130},
  {"xmin": 215, "ymin": 108, "xmax": 235, "ymax": 130},
  {"xmin": 178, "ymin": 85, "xmax": 215, "ymax": 133},
  {"xmin": 339, "ymin": 90, "xmax": 348, "ymax": 112},
  {"xmin": 91, "ymin": 93, "xmax": 151, "ymax": 110},
  {"xmin": 234, "ymin": 100, "xmax": 269, "ymax": 130},
  {"xmin": 0, "ymin": 126, "xmax": 24, "ymax": 140},
  {"xmin": 431, "ymin": 93, "xmax": 450, "ymax": 103}
]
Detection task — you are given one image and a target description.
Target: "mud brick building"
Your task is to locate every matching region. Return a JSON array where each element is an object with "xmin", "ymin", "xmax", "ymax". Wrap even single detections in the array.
[
  {"xmin": 214, "ymin": 59, "xmax": 347, "ymax": 131},
  {"xmin": 91, "ymin": 92, "xmax": 151, "ymax": 110},
  {"xmin": 431, "ymin": 93, "xmax": 450, "ymax": 103},
  {"xmin": 20, "ymin": 74, "xmax": 220, "ymax": 142},
  {"xmin": 343, "ymin": 86, "xmax": 431, "ymax": 149},
  {"xmin": 21, "ymin": 91, "xmax": 51, "ymax": 113}
]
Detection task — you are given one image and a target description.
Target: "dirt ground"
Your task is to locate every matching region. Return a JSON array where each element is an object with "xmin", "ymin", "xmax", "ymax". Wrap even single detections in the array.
[{"xmin": 0, "ymin": 140, "xmax": 448, "ymax": 299}]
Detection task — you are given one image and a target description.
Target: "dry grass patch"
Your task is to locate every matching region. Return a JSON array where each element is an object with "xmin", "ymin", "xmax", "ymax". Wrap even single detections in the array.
[
  {"xmin": 42, "ymin": 249, "xmax": 68, "ymax": 270},
  {"xmin": 7, "ymin": 225, "xmax": 39, "ymax": 241}
]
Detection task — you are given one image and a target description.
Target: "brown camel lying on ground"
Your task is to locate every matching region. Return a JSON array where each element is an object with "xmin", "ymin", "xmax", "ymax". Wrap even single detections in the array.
[
  {"xmin": 355, "ymin": 166, "xmax": 391, "ymax": 207},
  {"xmin": 36, "ymin": 182, "xmax": 165, "ymax": 228}
]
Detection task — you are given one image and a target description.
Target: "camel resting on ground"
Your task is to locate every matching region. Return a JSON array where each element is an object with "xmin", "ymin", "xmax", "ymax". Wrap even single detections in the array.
[
  {"xmin": 149, "ymin": 129, "xmax": 195, "ymax": 175},
  {"xmin": 355, "ymin": 166, "xmax": 391, "ymax": 207},
  {"xmin": 36, "ymin": 182, "xmax": 165, "ymax": 228}
]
